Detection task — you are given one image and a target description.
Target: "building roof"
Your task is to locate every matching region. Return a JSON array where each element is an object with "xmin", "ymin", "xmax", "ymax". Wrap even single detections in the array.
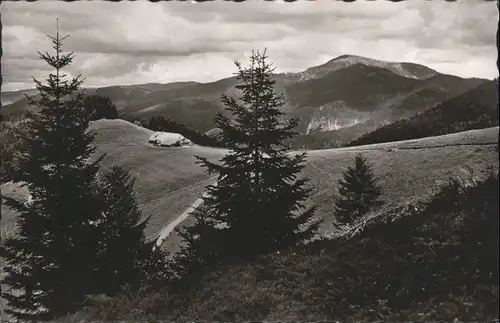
[{"xmin": 148, "ymin": 131, "xmax": 193, "ymax": 146}]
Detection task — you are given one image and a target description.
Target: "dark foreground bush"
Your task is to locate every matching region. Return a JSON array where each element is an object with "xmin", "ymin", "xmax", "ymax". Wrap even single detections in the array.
[{"xmin": 59, "ymin": 172, "xmax": 499, "ymax": 322}]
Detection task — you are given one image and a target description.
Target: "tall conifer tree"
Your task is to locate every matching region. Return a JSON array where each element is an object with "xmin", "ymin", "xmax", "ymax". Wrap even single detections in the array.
[
  {"xmin": 176, "ymin": 50, "xmax": 320, "ymax": 275},
  {"xmin": 334, "ymin": 154, "xmax": 384, "ymax": 225},
  {"xmin": 1, "ymin": 21, "xmax": 170, "ymax": 321},
  {"xmin": 92, "ymin": 166, "xmax": 170, "ymax": 294},
  {"xmin": 1, "ymin": 22, "xmax": 104, "ymax": 320},
  {"xmin": 0, "ymin": 22, "xmax": 170, "ymax": 320}
]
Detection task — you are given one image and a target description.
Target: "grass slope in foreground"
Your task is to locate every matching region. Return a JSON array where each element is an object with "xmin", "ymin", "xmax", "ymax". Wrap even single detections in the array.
[{"xmin": 57, "ymin": 167, "xmax": 499, "ymax": 322}]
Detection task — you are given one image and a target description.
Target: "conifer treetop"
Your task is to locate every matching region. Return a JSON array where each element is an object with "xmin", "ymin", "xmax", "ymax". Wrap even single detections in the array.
[
  {"xmin": 1, "ymin": 21, "xmax": 99, "ymax": 320},
  {"xmin": 334, "ymin": 153, "xmax": 384, "ymax": 226},
  {"xmin": 212, "ymin": 49, "xmax": 298, "ymax": 155},
  {"xmin": 1, "ymin": 20, "xmax": 164, "ymax": 320},
  {"xmin": 177, "ymin": 49, "xmax": 320, "ymax": 267},
  {"xmin": 28, "ymin": 19, "xmax": 85, "ymax": 107}
]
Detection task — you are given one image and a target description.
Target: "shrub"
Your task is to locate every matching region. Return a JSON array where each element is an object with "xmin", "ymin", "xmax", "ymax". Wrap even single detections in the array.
[{"xmin": 334, "ymin": 153, "xmax": 384, "ymax": 225}]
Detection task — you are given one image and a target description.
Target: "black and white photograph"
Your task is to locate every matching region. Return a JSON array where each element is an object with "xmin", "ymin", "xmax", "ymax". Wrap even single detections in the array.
[{"xmin": 0, "ymin": 0, "xmax": 499, "ymax": 321}]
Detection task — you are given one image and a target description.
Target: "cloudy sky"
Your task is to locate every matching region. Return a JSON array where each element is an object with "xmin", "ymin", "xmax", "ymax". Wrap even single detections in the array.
[{"xmin": 1, "ymin": 0, "xmax": 498, "ymax": 92}]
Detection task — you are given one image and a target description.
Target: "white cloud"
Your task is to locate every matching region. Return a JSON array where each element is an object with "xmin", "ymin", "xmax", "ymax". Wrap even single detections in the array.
[{"xmin": 1, "ymin": 0, "xmax": 498, "ymax": 92}]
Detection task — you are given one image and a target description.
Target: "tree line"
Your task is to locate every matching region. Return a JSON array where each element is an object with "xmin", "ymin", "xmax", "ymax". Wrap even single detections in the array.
[
  {"xmin": 345, "ymin": 80, "xmax": 499, "ymax": 147},
  {"xmin": 134, "ymin": 116, "xmax": 226, "ymax": 148}
]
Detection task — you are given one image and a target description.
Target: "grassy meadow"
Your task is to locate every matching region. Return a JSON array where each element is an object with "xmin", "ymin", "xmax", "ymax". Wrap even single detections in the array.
[{"xmin": 1, "ymin": 121, "xmax": 498, "ymax": 252}]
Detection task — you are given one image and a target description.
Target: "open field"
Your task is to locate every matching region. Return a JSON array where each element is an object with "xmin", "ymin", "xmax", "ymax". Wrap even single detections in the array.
[
  {"xmin": 304, "ymin": 140, "xmax": 498, "ymax": 234},
  {"xmin": 170, "ymin": 126, "xmax": 499, "ymax": 253},
  {"xmin": 1, "ymin": 120, "xmax": 498, "ymax": 254},
  {"xmin": 1, "ymin": 119, "xmax": 227, "ymax": 242},
  {"xmin": 88, "ymin": 119, "xmax": 227, "ymax": 240},
  {"xmin": 306, "ymin": 126, "xmax": 499, "ymax": 152}
]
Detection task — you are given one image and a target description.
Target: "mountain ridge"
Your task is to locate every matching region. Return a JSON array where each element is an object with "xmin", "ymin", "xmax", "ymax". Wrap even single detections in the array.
[
  {"xmin": 1, "ymin": 54, "xmax": 490, "ymax": 145},
  {"xmin": 345, "ymin": 79, "xmax": 499, "ymax": 147},
  {"xmin": 2, "ymin": 54, "xmax": 487, "ymax": 99}
]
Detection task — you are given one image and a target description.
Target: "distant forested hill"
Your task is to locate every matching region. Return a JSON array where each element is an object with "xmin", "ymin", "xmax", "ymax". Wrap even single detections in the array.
[{"xmin": 346, "ymin": 80, "xmax": 499, "ymax": 147}]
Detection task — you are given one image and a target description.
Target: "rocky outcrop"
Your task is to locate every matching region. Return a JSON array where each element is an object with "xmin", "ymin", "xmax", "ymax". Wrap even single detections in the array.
[{"xmin": 305, "ymin": 102, "xmax": 369, "ymax": 134}]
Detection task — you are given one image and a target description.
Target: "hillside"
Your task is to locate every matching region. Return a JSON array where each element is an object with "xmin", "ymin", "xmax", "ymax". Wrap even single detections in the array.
[
  {"xmin": 2, "ymin": 120, "xmax": 497, "ymax": 257},
  {"xmin": 346, "ymin": 80, "xmax": 499, "ymax": 147},
  {"xmin": 1, "ymin": 55, "xmax": 488, "ymax": 141},
  {"xmin": 2, "ymin": 122, "xmax": 498, "ymax": 322},
  {"xmin": 0, "ymin": 88, "xmax": 39, "ymax": 106}
]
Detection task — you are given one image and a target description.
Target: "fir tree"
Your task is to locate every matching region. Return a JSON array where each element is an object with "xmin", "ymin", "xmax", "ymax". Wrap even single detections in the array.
[
  {"xmin": 4, "ymin": 24, "xmax": 167, "ymax": 321},
  {"xmin": 0, "ymin": 23, "xmax": 105, "ymax": 320},
  {"xmin": 92, "ymin": 165, "xmax": 170, "ymax": 295},
  {"xmin": 334, "ymin": 154, "xmax": 384, "ymax": 225},
  {"xmin": 1, "ymin": 24, "xmax": 169, "ymax": 320},
  {"xmin": 170, "ymin": 204, "xmax": 228, "ymax": 287},
  {"xmin": 175, "ymin": 50, "xmax": 320, "ymax": 274}
]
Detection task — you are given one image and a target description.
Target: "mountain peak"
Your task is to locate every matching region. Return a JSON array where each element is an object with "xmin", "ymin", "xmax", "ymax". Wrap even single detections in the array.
[
  {"xmin": 328, "ymin": 54, "xmax": 369, "ymax": 63},
  {"xmin": 301, "ymin": 54, "xmax": 439, "ymax": 81}
]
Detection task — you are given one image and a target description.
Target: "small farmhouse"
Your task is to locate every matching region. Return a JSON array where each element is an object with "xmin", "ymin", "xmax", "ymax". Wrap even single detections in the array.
[{"xmin": 148, "ymin": 131, "xmax": 193, "ymax": 147}]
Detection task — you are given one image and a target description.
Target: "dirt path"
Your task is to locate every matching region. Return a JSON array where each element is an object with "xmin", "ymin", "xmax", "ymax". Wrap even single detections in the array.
[
  {"xmin": 154, "ymin": 181, "xmax": 217, "ymax": 249},
  {"xmin": 154, "ymin": 196, "xmax": 205, "ymax": 248}
]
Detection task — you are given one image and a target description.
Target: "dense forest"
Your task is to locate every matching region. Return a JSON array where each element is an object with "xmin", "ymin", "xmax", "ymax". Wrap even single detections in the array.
[{"xmin": 346, "ymin": 80, "xmax": 499, "ymax": 147}]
